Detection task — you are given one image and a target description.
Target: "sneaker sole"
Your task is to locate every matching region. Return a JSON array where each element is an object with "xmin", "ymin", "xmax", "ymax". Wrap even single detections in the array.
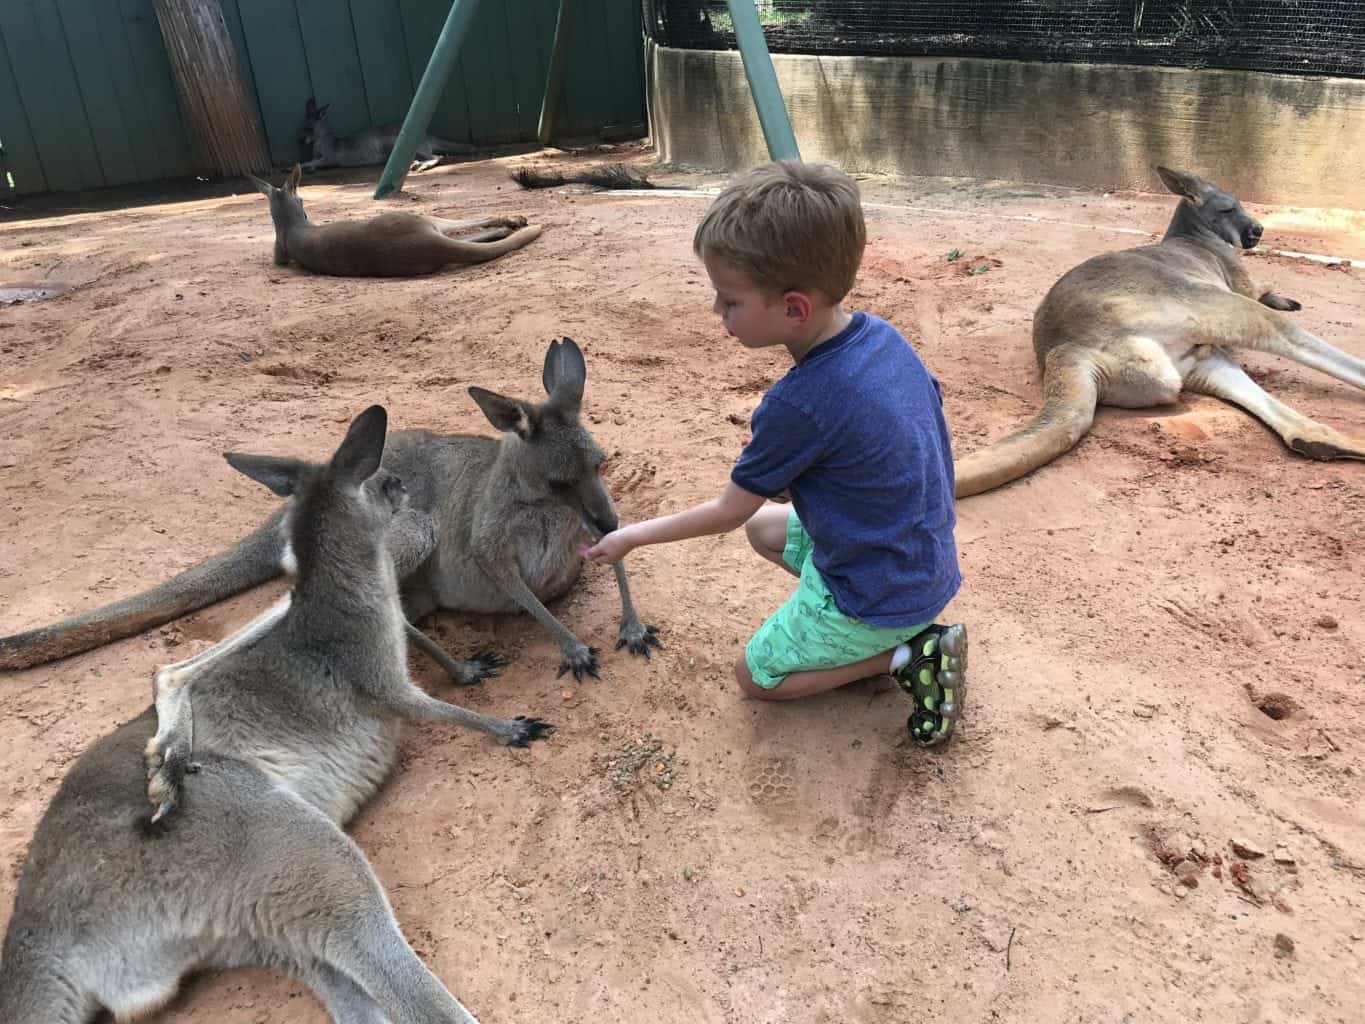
[{"xmin": 916, "ymin": 623, "xmax": 968, "ymax": 748}]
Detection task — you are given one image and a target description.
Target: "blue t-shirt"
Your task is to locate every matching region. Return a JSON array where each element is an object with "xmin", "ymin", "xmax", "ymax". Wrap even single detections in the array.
[{"xmin": 731, "ymin": 312, "xmax": 961, "ymax": 628}]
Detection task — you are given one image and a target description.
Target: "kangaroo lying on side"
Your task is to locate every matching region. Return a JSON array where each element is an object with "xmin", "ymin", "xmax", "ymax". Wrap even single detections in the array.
[
  {"xmin": 253, "ymin": 164, "xmax": 542, "ymax": 277},
  {"xmin": 0, "ymin": 405, "xmax": 549, "ymax": 1024},
  {"xmin": 300, "ymin": 97, "xmax": 475, "ymax": 173},
  {"xmin": 0, "ymin": 338, "xmax": 658, "ymax": 682},
  {"xmin": 955, "ymin": 166, "xmax": 1365, "ymax": 497}
]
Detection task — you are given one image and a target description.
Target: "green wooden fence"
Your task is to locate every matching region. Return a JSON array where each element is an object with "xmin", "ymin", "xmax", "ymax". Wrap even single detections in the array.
[{"xmin": 1, "ymin": 0, "xmax": 646, "ymax": 197}]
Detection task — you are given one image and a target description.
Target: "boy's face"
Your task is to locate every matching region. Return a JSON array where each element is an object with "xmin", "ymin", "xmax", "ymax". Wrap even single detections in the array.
[{"xmin": 703, "ymin": 256, "xmax": 803, "ymax": 350}]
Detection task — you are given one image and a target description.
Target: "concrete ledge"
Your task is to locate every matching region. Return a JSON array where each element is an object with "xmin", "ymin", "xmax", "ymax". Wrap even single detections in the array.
[{"xmin": 650, "ymin": 45, "xmax": 1365, "ymax": 207}]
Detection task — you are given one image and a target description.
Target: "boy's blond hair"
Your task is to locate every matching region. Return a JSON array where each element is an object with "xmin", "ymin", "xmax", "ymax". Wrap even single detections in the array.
[{"xmin": 693, "ymin": 160, "xmax": 866, "ymax": 302}]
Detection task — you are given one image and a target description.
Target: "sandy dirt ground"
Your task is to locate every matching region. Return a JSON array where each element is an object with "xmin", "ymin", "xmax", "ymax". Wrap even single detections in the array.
[{"xmin": 1, "ymin": 147, "xmax": 1362, "ymax": 1024}]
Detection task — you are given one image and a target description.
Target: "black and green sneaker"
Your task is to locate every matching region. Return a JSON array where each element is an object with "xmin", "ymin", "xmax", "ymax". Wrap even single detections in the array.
[{"xmin": 892, "ymin": 623, "xmax": 967, "ymax": 747}]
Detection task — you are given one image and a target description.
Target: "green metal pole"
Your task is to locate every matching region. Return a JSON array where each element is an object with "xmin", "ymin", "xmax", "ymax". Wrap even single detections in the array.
[
  {"xmin": 537, "ymin": 0, "xmax": 577, "ymax": 146},
  {"xmin": 724, "ymin": 0, "xmax": 799, "ymax": 161},
  {"xmin": 374, "ymin": 0, "xmax": 482, "ymax": 198}
]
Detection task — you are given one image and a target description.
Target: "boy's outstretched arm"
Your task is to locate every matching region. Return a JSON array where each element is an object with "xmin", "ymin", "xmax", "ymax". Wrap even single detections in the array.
[{"xmin": 583, "ymin": 482, "xmax": 766, "ymax": 564}]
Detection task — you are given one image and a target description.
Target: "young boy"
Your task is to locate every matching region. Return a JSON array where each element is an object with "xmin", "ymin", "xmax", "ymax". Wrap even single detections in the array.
[{"xmin": 583, "ymin": 160, "xmax": 967, "ymax": 746}]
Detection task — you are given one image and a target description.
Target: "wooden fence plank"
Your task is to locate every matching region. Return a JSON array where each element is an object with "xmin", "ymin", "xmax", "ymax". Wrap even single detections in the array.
[
  {"xmin": 505, "ymin": 0, "xmax": 553, "ymax": 142},
  {"xmin": 559, "ymin": 0, "xmax": 613, "ymax": 139},
  {"xmin": 0, "ymin": 0, "xmax": 104, "ymax": 191},
  {"xmin": 0, "ymin": 31, "xmax": 48, "ymax": 194},
  {"xmin": 58, "ymin": 0, "xmax": 147, "ymax": 186},
  {"xmin": 399, "ymin": 0, "xmax": 471, "ymax": 143},
  {"xmin": 235, "ymin": 0, "xmax": 313, "ymax": 165},
  {"xmin": 348, "ymin": 0, "xmax": 413, "ymax": 125},
  {"xmin": 295, "ymin": 0, "xmax": 369, "ymax": 137},
  {"xmin": 218, "ymin": 0, "xmax": 271, "ymax": 158},
  {"xmin": 457, "ymin": 1, "xmax": 521, "ymax": 145},
  {"xmin": 602, "ymin": 0, "xmax": 645, "ymax": 128},
  {"xmin": 118, "ymin": 0, "xmax": 195, "ymax": 178}
]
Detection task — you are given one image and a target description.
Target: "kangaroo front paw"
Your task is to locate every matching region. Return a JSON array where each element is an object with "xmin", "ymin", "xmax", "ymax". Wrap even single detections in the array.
[
  {"xmin": 453, "ymin": 651, "xmax": 505, "ymax": 686},
  {"xmin": 502, "ymin": 715, "xmax": 555, "ymax": 747},
  {"xmin": 499, "ymin": 215, "xmax": 529, "ymax": 229},
  {"xmin": 616, "ymin": 620, "xmax": 662, "ymax": 660},
  {"xmin": 145, "ymin": 734, "xmax": 200, "ymax": 825},
  {"xmin": 557, "ymin": 644, "xmax": 600, "ymax": 681}
]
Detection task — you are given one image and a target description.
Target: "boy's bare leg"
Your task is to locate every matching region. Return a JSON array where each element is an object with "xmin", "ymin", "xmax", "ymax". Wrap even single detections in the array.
[
  {"xmin": 745, "ymin": 503, "xmax": 798, "ymax": 576},
  {"xmin": 734, "ymin": 650, "xmax": 893, "ymax": 701}
]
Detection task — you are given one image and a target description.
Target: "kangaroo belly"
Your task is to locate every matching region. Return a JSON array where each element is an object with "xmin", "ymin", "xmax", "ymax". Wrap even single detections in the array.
[
  {"xmin": 431, "ymin": 514, "xmax": 584, "ymax": 614},
  {"xmin": 240, "ymin": 715, "xmax": 401, "ymax": 823}
]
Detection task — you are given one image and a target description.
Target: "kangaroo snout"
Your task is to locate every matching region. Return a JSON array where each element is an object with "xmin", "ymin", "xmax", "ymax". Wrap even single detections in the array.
[
  {"xmin": 1242, "ymin": 222, "xmax": 1263, "ymax": 248},
  {"xmin": 586, "ymin": 511, "xmax": 619, "ymax": 538}
]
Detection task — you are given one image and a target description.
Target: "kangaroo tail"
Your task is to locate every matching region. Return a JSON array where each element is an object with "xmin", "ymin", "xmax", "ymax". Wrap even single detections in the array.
[
  {"xmin": 954, "ymin": 347, "xmax": 1100, "ymax": 498},
  {"xmin": 0, "ymin": 509, "xmax": 288, "ymax": 672},
  {"xmin": 511, "ymin": 163, "xmax": 653, "ymax": 191},
  {"xmin": 439, "ymin": 224, "xmax": 544, "ymax": 264}
]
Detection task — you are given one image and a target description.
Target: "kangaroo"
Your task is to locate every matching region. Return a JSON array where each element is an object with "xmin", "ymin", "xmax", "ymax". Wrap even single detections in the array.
[
  {"xmin": 300, "ymin": 97, "xmax": 475, "ymax": 173},
  {"xmin": 954, "ymin": 167, "xmax": 1365, "ymax": 497},
  {"xmin": 0, "ymin": 405, "xmax": 550, "ymax": 1024},
  {"xmin": 0, "ymin": 338, "xmax": 659, "ymax": 681},
  {"xmin": 252, "ymin": 163, "xmax": 542, "ymax": 277}
]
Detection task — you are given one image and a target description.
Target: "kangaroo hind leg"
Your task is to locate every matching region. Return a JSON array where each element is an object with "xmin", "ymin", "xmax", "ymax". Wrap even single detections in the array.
[
  {"xmin": 1184, "ymin": 348, "xmax": 1365, "ymax": 460},
  {"xmin": 242, "ymin": 795, "xmax": 482, "ymax": 1023}
]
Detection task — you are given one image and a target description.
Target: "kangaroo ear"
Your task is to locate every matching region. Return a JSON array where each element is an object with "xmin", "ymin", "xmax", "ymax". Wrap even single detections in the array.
[
  {"xmin": 225, "ymin": 452, "xmax": 310, "ymax": 497},
  {"xmin": 249, "ymin": 174, "xmax": 275, "ymax": 196},
  {"xmin": 305, "ymin": 97, "xmax": 318, "ymax": 117},
  {"xmin": 330, "ymin": 405, "xmax": 388, "ymax": 485},
  {"xmin": 545, "ymin": 336, "xmax": 585, "ymax": 411},
  {"xmin": 1155, "ymin": 166, "xmax": 1211, "ymax": 206},
  {"xmin": 541, "ymin": 337, "xmax": 563, "ymax": 396},
  {"xmin": 468, "ymin": 386, "xmax": 539, "ymax": 439},
  {"xmin": 317, "ymin": 103, "xmax": 331, "ymax": 119},
  {"xmin": 286, "ymin": 163, "xmax": 303, "ymax": 193}
]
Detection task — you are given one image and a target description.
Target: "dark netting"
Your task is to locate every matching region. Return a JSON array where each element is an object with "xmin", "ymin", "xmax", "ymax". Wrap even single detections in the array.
[{"xmin": 647, "ymin": 1, "xmax": 1365, "ymax": 78}]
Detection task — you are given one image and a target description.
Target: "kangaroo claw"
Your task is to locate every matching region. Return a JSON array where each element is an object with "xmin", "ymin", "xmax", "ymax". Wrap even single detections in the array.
[
  {"xmin": 616, "ymin": 621, "xmax": 662, "ymax": 659},
  {"xmin": 505, "ymin": 716, "xmax": 555, "ymax": 747},
  {"xmin": 557, "ymin": 645, "xmax": 600, "ymax": 682}
]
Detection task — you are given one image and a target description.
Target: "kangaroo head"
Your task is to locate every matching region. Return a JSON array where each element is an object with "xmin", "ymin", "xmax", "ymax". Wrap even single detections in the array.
[
  {"xmin": 299, "ymin": 97, "xmax": 332, "ymax": 150},
  {"xmin": 468, "ymin": 338, "xmax": 618, "ymax": 538},
  {"xmin": 1156, "ymin": 166, "xmax": 1263, "ymax": 250},
  {"xmin": 249, "ymin": 165, "xmax": 308, "ymax": 265},
  {"xmin": 224, "ymin": 405, "xmax": 408, "ymax": 579}
]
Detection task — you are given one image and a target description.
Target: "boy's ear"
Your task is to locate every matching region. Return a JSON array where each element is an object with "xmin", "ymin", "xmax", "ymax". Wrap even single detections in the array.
[{"xmin": 782, "ymin": 290, "xmax": 813, "ymax": 324}]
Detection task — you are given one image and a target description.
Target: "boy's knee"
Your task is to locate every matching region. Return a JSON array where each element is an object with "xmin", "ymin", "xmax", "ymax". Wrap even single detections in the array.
[{"xmin": 734, "ymin": 656, "xmax": 777, "ymax": 700}]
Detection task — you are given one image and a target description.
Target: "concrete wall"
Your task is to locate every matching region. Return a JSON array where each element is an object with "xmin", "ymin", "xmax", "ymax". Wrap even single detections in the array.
[{"xmin": 649, "ymin": 45, "xmax": 1365, "ymax": 207}]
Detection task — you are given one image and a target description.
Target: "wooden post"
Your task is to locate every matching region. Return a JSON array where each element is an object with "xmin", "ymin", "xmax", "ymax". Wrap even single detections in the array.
[
  {"xmin": 724, "ymin": 0, "xmax": 799, "ymax": 161},
  {"xmin": 151, "ymin": 0, "xmax": 270, "ymax": 177},
  {"xmin": 374, "ymin": 0, "xmax": 483, "ymax": 199},
  {"xmin": 538, "ymin": 0, "xmax": 577, "ymax": 147}
]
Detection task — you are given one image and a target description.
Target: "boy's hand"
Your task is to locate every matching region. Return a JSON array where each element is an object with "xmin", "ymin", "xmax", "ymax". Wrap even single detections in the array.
[{"xmin": 582, "ymin": 526, "xmax": 637, "ymax": 564}]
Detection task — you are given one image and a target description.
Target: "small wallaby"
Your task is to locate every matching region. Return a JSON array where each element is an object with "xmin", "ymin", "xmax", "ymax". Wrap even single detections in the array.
[
  {"xmin": 300, "ymin": 97, "xmax": 474, "ymax": 173},
  {"xmin": 0, "ymin": 338, "xmax": 659, "ymax": 681},
  {"xmin": 0, "ymin": 405, "xmax": 549, "ymax": 1024},
  {"xmin": 955, "ymin": 166, "xmax": 1365, "ymax": 497},
  {"xmin": 252, "ymin": 163, "xmax": 542, "ymax": 277}
]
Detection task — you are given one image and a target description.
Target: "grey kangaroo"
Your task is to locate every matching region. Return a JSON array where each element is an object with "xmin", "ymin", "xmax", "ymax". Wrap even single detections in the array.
[
  {"xmin": 0, "ymin": 405, "xmax": 550, "ymax": 1024},
  {"xmin": 955, "ymin": 166, "xmax": 1365, "ymax": 497},
  {"xmin": 0, "ymin": 338, "xmax": 659, "ymax": 681},
  {"xmin": 252, "ymin": 164, "xmax": 542, "ymax": 277},
  {"xmin": 301, "ymin": 97, "xmax": 474, "ymax": 173}
]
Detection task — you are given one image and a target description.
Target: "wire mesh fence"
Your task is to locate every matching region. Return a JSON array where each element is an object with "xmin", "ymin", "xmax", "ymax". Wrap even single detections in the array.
[{"xmin": 648, "ymin": 1, "xmax": 1365, "ymax": 78}]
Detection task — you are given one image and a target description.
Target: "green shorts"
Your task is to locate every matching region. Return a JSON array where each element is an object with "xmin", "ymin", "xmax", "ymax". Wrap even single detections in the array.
[{"xmin": 744, "ymin": 511, "xmax": 930, "ymax": 689}]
